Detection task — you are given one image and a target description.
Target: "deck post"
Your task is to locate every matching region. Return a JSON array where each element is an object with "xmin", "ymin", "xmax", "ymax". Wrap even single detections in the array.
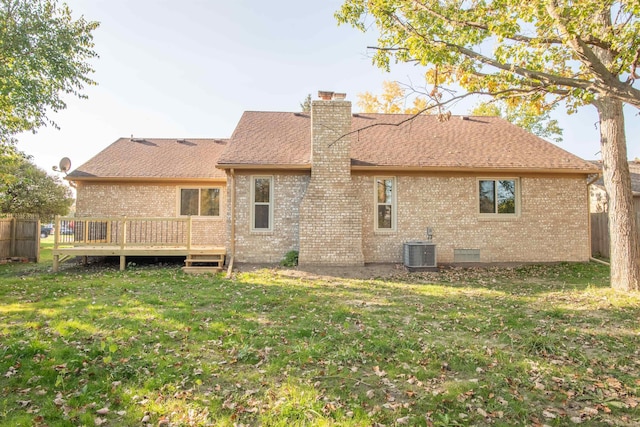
[
  {"xmin": 52, "ymin": 215, "xmax": 60, "ymax": 272},
  {"xmin": 53, "ymin": 215, "xmax": 60, "ymax": 250},
  {"xmin": 187, "ymin": 216, "xmax": 192, "ymax": 251},
  {"xmin": 120, "ymin": 217, "xmax": 127, "ymax": 271},
  {"xmin": 120, "ymin": 217, "xmax": 127, "ymax": 250}
]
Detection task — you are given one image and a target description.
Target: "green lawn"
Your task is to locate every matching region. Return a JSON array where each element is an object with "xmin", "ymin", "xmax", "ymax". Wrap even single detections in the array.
[{"xmin": 0, "ymin": 254, "xmax": 638, "ymax": 426}]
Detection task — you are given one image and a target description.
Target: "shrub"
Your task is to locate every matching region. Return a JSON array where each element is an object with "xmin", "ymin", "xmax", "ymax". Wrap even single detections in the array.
[{"xmin": 280, "ymin": 250, "xmax": 299, "ymax": 267}]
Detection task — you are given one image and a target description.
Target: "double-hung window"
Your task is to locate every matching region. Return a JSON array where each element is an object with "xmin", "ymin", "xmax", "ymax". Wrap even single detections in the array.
[
  {"xmin": 375, "ymin": 177, "xmax": 396, "ymax": 231},
  {"xmin": 180, "ymin": 188, "xmax": 220, "ymax": 216},
  {"xmin": 478, "ymin": 179, "xmax": 518, "ymax": 216},
  {"xmin": 252, "ymin": 176, "xmax": 273, "ymax": 231}
]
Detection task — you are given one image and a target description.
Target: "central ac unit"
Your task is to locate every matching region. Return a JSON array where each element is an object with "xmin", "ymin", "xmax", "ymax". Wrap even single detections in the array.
[{"xmin": 403, "ymin": 242, "xmax": 437, "ymax": 268}]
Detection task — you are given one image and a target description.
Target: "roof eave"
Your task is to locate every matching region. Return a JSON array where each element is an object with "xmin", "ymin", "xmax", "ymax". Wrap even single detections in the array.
[
  {"xmin": 66, "ymin": 176, "xmax": 227, "ymax": 183},
  {"xmin": 350, "ymin": 165, "xmax": 600, "ymax": 174},
  {"xmin": 215, "ymin": 163, "xmax": 311, "ymax": 170}
]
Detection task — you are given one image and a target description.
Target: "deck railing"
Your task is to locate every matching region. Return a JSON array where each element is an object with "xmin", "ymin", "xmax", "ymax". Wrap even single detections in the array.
[{"xmin": 54, "ymin": 216, "xmax": 193, "ymax": 250}]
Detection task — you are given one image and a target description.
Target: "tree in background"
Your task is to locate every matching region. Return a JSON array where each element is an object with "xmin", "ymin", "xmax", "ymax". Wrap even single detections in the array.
[
  {"xmin": 470, "ymin": 102, "xmax": 563, "ymax": 143},
  {"xmin": 357, "ymin": 81, "xmax": 429, "ymax": 114},
  {"xmin": 0, "ymin": 0, "xmax": 99, "ymax": 145},
  {"xmin": 0, "ymin": 155, "xmax": 73, "ymax": 218},
  {"xmin": 300, "ymin": 94, "xmax": 312, "ymax": 112},
  {"xmin": 337, "ymin": 0, "xmax": 640, "ymax": 290}
]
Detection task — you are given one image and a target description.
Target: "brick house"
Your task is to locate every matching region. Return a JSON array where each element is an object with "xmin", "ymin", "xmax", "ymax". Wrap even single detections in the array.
[
  {"xmin": 68, "ymin": 138, "xmax": 229, "ymax": 247},
  {"xmin": 68, "ymin": 92, "xmax": 599, "ymax": 267},
  {"xmin": 589, "ymin": 160, "xmax": 640, "ymax": 214}
]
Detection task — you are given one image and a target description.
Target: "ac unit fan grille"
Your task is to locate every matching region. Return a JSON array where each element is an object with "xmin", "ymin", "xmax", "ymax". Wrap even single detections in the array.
[{"xmin": 403, "ymin": 242, "xmax": 436, "ymax": 268}]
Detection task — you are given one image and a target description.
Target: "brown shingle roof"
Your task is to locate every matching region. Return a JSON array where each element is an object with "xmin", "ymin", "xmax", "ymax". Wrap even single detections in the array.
[
  {"xmin": 68, "ymin": 138, "xmax": 228, "ymax": 180},
  {"xmin": 218, "ymin": 112, "xmax": 597, "ymax": 173},
  {"xmin": 218, "ymin": 111, "xmax": 311, "ymax": 166}
]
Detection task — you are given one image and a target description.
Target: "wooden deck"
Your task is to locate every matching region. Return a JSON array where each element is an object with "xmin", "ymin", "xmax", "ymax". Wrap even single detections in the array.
[{"xmin": 52, "ymin": 216, "xmax": 226, "ymax": 272}]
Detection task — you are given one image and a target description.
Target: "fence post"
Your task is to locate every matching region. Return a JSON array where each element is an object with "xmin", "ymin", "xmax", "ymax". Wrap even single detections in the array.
[{"xmin": 10, "ymin": 217, "xmax": 16, "ymax": 257}]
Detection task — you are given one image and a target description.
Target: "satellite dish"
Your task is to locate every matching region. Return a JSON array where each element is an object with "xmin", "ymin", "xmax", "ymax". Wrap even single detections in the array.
[{"xmin": 59, "ymin": 157, "xmax": 71, "ymax": 173}]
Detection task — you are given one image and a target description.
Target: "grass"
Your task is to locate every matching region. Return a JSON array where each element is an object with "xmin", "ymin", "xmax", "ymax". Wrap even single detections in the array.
[{"xmin": 0, "ymin": 250, "xmax": 639, "ymax": 426}]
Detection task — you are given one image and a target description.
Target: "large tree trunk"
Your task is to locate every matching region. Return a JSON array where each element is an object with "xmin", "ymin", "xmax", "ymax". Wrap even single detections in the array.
[{"xmin": 596, "ymin": 98, "xmax": 640, "ymax": 291}]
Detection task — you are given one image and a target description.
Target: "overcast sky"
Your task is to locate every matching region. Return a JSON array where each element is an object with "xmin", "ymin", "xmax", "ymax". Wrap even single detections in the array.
[{"xmin": 16, "ymin": 0, "xmax": 639, "ymax": 174}]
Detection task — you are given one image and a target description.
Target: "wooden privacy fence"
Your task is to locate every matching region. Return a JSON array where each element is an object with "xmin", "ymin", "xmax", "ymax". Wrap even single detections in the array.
[
  {"xmin": 590, "ymin": 212, "xmax": 640, "ymax": 259},
  {"xmin": 0, "ymin": 217, "xmax": 40, "ymax": 261}
]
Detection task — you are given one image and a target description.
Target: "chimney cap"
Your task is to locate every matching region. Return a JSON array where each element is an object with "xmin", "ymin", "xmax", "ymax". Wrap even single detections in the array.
[
  {"xmin": 318, "ymin": 90, "xmax": 334, "ymax": 100},
  {"xmin": 332, "ymin": 92, "xmax": 347, "ymax": 100}
]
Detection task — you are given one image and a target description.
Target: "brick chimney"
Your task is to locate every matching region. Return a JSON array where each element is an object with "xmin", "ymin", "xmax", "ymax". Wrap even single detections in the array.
[{"xmin": 298, "ymin": 91, "xmax": 364, "ymax": 266}]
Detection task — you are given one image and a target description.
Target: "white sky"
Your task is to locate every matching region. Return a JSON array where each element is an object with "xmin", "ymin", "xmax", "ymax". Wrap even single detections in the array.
[{"xmin": 16, "ymin": 0, "xmax": 640, "ymax": 174}]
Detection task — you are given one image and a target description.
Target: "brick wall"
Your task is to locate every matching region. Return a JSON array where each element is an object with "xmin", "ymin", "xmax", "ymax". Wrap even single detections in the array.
[
  {"xmin": 355, "ymin": 174, "xmax": 590, "ymax": 263},
  {"xmin": 75, "ymin": 181, "xmax": 226, "ymax": 246},
  {"xmin": 227, "ymin": 172, "xmax": 308, "ymax": 263},
  {"xmin": 230, "ymin": 172, "xmax": 589, "ymax": 265},
  {"xmin": 298, "ymin": 98, "xmax": 364, "ymax": 265}
]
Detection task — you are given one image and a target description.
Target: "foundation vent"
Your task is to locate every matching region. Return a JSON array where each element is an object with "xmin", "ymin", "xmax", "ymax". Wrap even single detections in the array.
[{"xmin": 454, "ymin": 249, "xmax": 481, "ymax": 263}]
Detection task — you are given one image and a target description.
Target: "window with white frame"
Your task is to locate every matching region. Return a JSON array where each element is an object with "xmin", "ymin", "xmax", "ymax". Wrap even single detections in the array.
[
  {"xmin": 375, "ymin": 177, "xmax": 396, "ymax": 230},
  {"xmin": 252, "ymin": 176, "xmax": 273, "ymax": 230},
  {"xmin": 180, "ymin": 188, "xmax": 220, "ymax": 216},
  {"xmin": 478, "ymin": 179, "xmax": 518, "ymax": 215}
]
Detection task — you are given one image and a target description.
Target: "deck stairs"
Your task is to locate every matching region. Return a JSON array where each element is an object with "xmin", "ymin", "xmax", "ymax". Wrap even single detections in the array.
[{"xmin": 182, "ymin": 250, "xmax": 226, "ymax": 274}]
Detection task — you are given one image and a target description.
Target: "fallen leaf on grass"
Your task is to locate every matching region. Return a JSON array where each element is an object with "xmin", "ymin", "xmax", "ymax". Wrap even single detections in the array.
[
  {"xmin": 96, "ymin": 407, "xmax": 109, "ymax": 415},
  {"xmin": 373, "ymin": 366, "xmax": 386, "ymax": 377}
]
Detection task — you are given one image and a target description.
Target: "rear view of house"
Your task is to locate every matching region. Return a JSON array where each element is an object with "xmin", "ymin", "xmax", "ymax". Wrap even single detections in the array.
[
  {"xmin": 218, "ymin": 92, "xmax": 598, "ymax": 266},
  {"xmin": 63, "ymin": 91, "xmax": 598, "ymax": 270}
]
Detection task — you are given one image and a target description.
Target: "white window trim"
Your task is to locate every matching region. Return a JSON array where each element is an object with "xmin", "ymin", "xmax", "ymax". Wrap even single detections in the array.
[
  {"xmin": 374, "ymin": 176, "xmax": 397, "ymax": 232},
  {"xmin": 251, "ymin": 175, "xmax": 274, "ymax": 232},
  {"xmin": 477, "ymin": 178, "xmax": 520, "ymax": 219},
  {"xmin": 177, "ymin": 187, "xmax": 222, "ymax": 217}
]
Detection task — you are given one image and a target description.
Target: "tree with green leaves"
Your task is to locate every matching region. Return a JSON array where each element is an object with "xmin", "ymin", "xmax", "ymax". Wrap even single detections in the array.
[
  {"xmin": 0, "ymin": 155, "xmax": 73, "ymax": 218},
  {"xmin": 300, "ymin": 94, "xmax": 312, "ymax": 112},
  {"xmin": 0, "ymin": 0, "xmax": 99, "ymax": 145},
  {"xmin": 471, "ymin": 102, "xmax": 563, "ymax": 143},
  {"xmin": 337, "ymin": 0, "xmax": 640, "ymax": 290},
  {"xmin": 358, "ymin": 80, "xmax": 430, "ymax": 113}
]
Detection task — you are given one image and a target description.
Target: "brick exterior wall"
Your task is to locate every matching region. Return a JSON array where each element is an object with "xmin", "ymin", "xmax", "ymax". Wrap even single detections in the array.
[
  {"xmin": 298, "ymin": 99, "xmax": 364, "ymax": 265},
  {"xmin": 229, "ymin": 172, "xmax": 590, "ymax": 264},
  {"xmin": 227, "ymin": 172, "xmax": 308, "ymax": 263},
  {"xmin": 74, "ymin": 181, "xmax": 226, "ymax": 246},
  {"xmin": 355, "ymin": 174, "xmax": 591, "ymax": 263}
]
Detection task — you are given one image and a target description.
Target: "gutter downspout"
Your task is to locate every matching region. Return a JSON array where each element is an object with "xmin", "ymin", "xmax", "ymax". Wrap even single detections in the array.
[
  {"xmin": 586, "ymin": 173, "xmax": 602, "ymax": 263},
  {"xmin": 226, "ymin": 168, "xmax": 236, "ymax": 278}
]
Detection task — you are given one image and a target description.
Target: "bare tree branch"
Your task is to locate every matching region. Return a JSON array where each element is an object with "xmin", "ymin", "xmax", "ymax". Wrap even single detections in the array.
[{"xmin": 330, "ymin": 87, "xmax": 546, "ymax": 147}]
